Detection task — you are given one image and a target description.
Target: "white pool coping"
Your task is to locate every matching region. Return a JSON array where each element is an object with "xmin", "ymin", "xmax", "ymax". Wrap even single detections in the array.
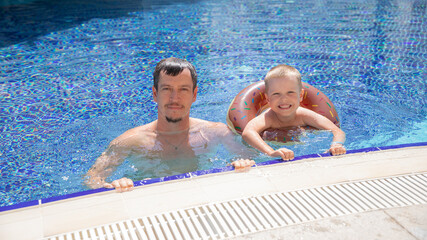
[{"xmin": 1, "ymin": 145, "xmax": 426, "ymax": 240}]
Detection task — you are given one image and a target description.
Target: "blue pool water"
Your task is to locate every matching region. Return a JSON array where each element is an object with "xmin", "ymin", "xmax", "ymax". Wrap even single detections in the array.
[{"xmin": 0, "ymin": 0, "xmax": 426, "ymax": 207}]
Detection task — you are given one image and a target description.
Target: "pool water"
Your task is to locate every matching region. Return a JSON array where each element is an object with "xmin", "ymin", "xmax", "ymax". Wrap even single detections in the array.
[{"xmin": 1, "ymin": 0, "xmax": 426, "ymax": 207}]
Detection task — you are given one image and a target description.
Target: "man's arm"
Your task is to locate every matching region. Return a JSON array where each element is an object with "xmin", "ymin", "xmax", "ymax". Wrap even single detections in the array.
[
  {"xmin": 86, "ymin": 127, "xmax": 153, "ymax": 192},
  {"xmin": 205, "ymin": 122, "xmax": 257, "ymax": 170},
  {"xmin": 214, "ymin": 122, "xmax": 256, "ymax": 157},
  {"xmin": 85, "ymin": 141, "xmax": 129, "ymax": 189}
]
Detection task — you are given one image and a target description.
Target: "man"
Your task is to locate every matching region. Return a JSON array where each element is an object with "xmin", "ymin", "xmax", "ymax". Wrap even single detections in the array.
[{"xmin": 86, "ymin": 57, "xmax": 255, "ymax": 192}]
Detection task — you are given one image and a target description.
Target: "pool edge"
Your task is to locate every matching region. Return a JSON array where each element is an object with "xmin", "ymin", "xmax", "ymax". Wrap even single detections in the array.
[{"xmin": 1, "ymin": 141, "xmax": 426, "ymax": 213}]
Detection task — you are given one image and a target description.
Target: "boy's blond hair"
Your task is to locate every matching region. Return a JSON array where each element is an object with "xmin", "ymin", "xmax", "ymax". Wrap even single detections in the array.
[{"xmin": 264, "ymin": 64, "xmax": 302, "ymax": 91}]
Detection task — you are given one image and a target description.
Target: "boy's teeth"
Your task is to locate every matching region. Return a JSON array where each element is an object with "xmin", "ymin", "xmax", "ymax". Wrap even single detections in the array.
[{"xmin": 279, "ymin": 104, "xmax": 291, "ymax": 109}]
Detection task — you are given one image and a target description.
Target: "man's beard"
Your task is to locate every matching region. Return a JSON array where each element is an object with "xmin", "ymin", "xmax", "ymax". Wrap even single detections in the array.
[{"xmin": 166, "ymin": 116, "xmax": 182, "ymax": 123}]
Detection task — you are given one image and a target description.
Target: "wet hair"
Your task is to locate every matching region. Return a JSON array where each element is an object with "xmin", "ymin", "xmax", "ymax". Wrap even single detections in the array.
[
  {"xmin": 153, "ymin": 57, "xmax": 197, "ymax": 91},
  {"xmin": 264, "ymin": 64, "xmax": 302, "ymax": 91}
]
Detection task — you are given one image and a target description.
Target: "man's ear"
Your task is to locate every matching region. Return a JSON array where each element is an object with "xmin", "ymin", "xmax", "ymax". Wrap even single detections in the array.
[
  {"xmin": 152, "ymin": 86, "xmax": 158, "ymax": 103},
  {"xmin": 192, "ymin": 86, "xmax": 198, "ymax": 102}
]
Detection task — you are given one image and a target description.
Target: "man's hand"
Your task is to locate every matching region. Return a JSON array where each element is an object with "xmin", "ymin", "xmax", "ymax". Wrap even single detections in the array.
[
  {"xmin": 231, "ymin": 159, "xmax": 256, "ymax": 172},
  {"xmin": 268, "ymin": 148, "xmax": 294, "ymax": 161},
  {"xmin": 104, "ymin": 177, "xmax": 134, "ymax": 192},
  {"xmin": 329, "ymin": 143, "xmax": 346, "ymax": 156}
]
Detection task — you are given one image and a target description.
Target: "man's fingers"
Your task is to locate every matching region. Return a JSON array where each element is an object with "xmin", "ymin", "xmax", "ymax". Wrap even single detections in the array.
[
  {"xmin": 126, "ymin": 178, "xmax": 134, "ymax": 188},
  {"xmin": 242, "ymin": 159, "xmax": 255, "ymax": 168},
  {"xmin": 107, "ymin": 177, "xmax": 134, "ymax": 192},
  {"xmin": 231, "ymin": 160, "xmax": 241, "ymax": 168},
  {"xmin": 111, "ymin": 180, "xmax": 122, "ymax": 192},
  {"xmin": 232, "ymin": 159, "xmax": 256, "ymax": 172}
]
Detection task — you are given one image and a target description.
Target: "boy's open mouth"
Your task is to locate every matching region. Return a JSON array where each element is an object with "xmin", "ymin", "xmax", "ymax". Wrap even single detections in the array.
[{"xmin": 278, "ymin": 104, "xmax": 292, "ymax": 110}]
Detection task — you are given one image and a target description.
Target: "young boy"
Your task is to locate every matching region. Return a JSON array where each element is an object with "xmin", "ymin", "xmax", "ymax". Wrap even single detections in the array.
[{"xmin": 242, "ymin": 64, "xmax": 346, "ymax": 160}]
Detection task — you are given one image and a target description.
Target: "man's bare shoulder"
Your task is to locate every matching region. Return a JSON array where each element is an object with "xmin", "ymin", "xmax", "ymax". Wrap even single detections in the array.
[
  {"xmin": 110, "ymin": 122, "xmax": 156, "ymax": 147},
  {"xmin": 190, "ymin": 118, "xmax": 228, "ymax": 131}
]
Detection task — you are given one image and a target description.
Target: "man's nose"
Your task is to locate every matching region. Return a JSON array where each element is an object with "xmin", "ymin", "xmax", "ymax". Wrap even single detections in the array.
[{"xmin": 169, "ymin": 89, "xmax": 180, "ymax": 100}]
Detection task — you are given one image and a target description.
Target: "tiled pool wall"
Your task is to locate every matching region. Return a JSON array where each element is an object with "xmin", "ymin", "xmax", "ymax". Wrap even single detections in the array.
[{"xmin": 1, "ymin": 142, "xmax": 426, "ymax": 213}]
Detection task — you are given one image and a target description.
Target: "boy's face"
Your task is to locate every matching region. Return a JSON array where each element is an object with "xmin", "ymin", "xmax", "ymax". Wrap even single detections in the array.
[{"xmin": 266, "ymin": 76, "xmax": 303, "ymax": 117}]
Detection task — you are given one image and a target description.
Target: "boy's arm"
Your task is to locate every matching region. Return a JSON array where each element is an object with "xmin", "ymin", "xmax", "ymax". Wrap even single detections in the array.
[
  {"xmin": 242, "ymin": 113, "xmax": 294, "ymax": 160},
  {"xmin": 242, "ymin": 114, "xmax": 273, "ymax": 154},
  {"xmin": 300, "ymin": 108, "xmax": 346, "ymax": 155}
]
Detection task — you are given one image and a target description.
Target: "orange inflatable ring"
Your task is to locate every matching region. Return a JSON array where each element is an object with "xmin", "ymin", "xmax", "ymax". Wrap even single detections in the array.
[{"xmin": 226, "ymin": 81, "xmax": 340, "ymax": 141}]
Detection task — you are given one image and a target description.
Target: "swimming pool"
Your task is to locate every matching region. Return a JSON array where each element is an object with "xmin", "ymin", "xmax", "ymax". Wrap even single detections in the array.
[{"xmin": 1, "ymin": 0, "xmax": 426, "ymax": 208}]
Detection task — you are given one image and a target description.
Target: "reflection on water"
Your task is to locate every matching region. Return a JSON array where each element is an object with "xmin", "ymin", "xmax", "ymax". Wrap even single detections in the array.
[
  {"xmin": 116, "ymin": 128, "xmax": 334, "ymax": 183},
  {"xmin": 119, "ymin": 155, "xmax": 199, "ymax": 181},
  {"xmin": 0, "ymin": 0, "xmax": 202, "ymax": 47},
  {"xmin": 0, "ymin": 0, "xmax": 426, "ymax": 206}
]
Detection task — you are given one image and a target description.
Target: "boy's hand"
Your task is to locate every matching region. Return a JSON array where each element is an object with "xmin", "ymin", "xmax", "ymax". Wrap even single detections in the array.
[
  {"xmin": 269, "ymin": 148, "xmax": 294, "ymax": 161},
  {"xmin": 329, "ymin": 143, "xmax": 346, "ymax": 156}
]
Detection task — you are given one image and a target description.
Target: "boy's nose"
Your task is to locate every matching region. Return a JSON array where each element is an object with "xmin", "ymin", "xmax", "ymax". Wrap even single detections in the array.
[{"xmin": 280, "ymin": 96, "xmax": 288, "ymax": 101}]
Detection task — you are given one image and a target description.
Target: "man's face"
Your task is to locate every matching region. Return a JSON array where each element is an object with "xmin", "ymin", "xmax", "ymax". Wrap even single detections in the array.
[{"xmin": 153, "ymin": 69, "xmax": 197, "ymax": 123}]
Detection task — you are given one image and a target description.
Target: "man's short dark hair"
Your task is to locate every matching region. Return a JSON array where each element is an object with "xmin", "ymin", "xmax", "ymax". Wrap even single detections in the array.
[{"xmin": 153, "ymin": 57, "xmax": 197, "ymax": 91}]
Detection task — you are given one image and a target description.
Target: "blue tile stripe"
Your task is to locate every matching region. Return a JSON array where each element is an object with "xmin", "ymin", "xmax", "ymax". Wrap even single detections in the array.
[
  {"xmin": 0, "ymin": 200, "xmax": 39, "ymax": 212},
  {"xmin": 41, "ymin": 188, "xmax": 112, "ymax": 204},
  {"xmin": 1, "ymin": 142, "xmax": 426, "ymax": 213}
]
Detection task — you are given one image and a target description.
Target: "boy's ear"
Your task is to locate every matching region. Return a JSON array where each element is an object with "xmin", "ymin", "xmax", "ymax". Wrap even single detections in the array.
[
  {"xmin": 264, "ymin": 92, "xmax": 270, "ymax": 102},
  {"xmin": 299, "ymin": 89, "xmax": 304, "ymax": 102}
]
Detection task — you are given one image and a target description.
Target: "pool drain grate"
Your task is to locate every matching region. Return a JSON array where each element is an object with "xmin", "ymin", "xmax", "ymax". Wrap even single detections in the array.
[{"xmin": 45, "ymin": 172, "xmax": 427, "ymax": 240}]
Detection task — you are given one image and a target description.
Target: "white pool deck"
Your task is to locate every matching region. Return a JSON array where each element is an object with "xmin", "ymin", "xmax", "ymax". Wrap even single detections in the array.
[{"xmin": 1, "ymin": 145, "xmax": 426, "ymax": 240}]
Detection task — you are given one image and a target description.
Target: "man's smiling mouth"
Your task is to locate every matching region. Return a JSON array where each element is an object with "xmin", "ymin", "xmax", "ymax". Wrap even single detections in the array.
[{"xmin": 166, "ymin": 104, "xmax": 183, "ymax": 109}]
